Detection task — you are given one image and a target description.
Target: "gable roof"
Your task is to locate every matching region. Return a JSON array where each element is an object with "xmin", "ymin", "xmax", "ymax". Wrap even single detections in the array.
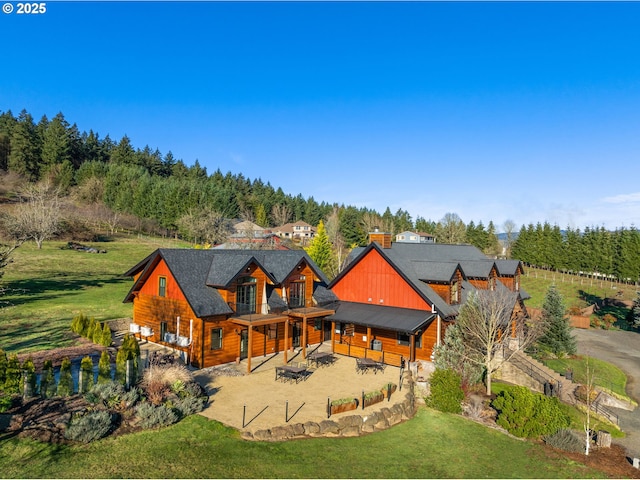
[{"xmin": 124, "ymin": 248, "xmax": 330, "ymax": 318}]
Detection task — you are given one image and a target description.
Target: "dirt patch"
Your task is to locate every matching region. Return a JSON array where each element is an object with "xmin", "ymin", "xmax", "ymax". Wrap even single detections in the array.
[
  {"xmin": 16, "ymin": 338, "xmax": 109, "ymax": 371},
  {"xmin": 542, "ymin": 442, "xmax": 640, "ymax": 479}
]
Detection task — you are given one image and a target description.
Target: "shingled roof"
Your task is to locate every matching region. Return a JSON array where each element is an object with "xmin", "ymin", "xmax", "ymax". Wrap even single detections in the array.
[{"xmin": 123, "ymin": 248, "xmax": 331, "ymax": 318}]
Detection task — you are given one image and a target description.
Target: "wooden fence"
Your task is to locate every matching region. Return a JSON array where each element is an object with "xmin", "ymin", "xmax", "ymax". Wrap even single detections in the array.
[{"xmin": 333, "ymin": 342, "xmax": 404, "ymax": 367}]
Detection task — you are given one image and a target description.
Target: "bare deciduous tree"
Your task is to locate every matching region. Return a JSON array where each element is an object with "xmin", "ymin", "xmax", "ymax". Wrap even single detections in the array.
[
  {"xmin": 7, "ymin": 181, "xmax": 62, "ymax": 249},
  {"xmin": 271, "ymin": 203, "xmax": 291, "ymax": 227},
  {"xmin": 455, "ymin": 288, "xmax": 542, "ymax": 395},
  {"xmin": 360, "ymin": 212, "xmax": 394, "ymax": 236},
  {"xmin": 436, "ymin": 212, "xmax": 466, "ymax": 244},
  {"xmin": 503, "ymin": 219, "xmax": 517, "ymax": 258},
  {"xmin": 177, "ymin": 209, "xmax": 232, "ymax": 245},
  {"xmin": 324, "ymin": 207, "xmax": 351, "ymax": 278}
]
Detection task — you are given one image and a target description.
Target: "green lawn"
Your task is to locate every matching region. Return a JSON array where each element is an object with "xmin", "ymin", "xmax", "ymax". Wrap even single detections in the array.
[
  {"xmin": 0, "ymin": 409, "xmax": 614, "ymax": 479},
  {"xmin": 0, "ymin": 234, "xmax": 186, "ymax": 354}
]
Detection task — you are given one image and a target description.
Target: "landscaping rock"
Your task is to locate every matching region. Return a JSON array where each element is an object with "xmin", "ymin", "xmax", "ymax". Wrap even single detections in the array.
[
  {"xmin": 303, "ymin": 421, "xmax": 320, "ymax": 434},
  {"xmin": 318, "ymin": 420, "xmax": 340, "ymax": 435}
]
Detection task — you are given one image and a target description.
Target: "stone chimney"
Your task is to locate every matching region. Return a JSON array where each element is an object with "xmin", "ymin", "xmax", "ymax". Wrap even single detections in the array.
[{"xmin": 369, "ymin": 227, "xmax": 392, "ymax": 248}]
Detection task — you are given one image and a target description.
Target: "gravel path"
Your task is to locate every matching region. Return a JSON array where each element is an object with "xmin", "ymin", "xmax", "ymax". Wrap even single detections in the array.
[{"xmin": 573, "ymin": 328, "xmax": 640, "ymax": 459}]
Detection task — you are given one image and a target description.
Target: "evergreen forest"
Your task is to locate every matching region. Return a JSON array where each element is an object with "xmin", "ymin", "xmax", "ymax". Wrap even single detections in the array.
[{"xmin": 1, "ymin": 109, "xmax": 639, "ymax": 284}]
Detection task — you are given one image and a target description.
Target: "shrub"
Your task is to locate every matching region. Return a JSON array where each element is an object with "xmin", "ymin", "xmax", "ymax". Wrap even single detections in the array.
[
  {"xmin": 56, "ymin": 357, "xmax": 74, "ymax": 397},
  {"xmin": 101, "ymin": 322, "xmax": 112, "ymax": 347},
  {"xmin": 544, "ymin": 428, "xmax": 584, "ymax": 453},
  {"xmin": 64, "ymin": 410, "xmax": 113, "ymax": 443},
  {"xmin": 97, "ymin": 350, "xmax": 112, "ymax": 384},
  {"xmin": 426, "ymin": 368, "xmax": 464, "ymax": 414},
  {"xmin": 492, "ymin": 386, "xmax": 570, "ymax": 438},
  {"xmin": 0, "ymin": 393, "xmax": 16, "ymax": 412},
  {"xmin": 136, "ymin": 402, "xmax": 178, "ymax": 429},
  {"xmin": 0, "ymin": 349, "xmax": 7, "ymax": 385},
  {"xmin": 173, "ymin": 396, "xmax": 206, "ymax": 418},
  {"xmin": 116, "ymin": 334, "xmax": 141, "ymax": 385},
  {"xmin": 3, "ymin": 354, "xmax": 21, "ymax": 394},
  {"xmin": 71, "ymin": 313, "xmax": 90, "ymax": 336},
  {"xmin": 21, "ymin": 357, "xmax": 37, "ymax": 396},
  {"xmin": 92, "ymin": 322, "xmax": 104, "ymax": 344},
  {"xmin": 79, "ymin": 356, "xmax": 94, "ymax": 393},
  {"xmin": 40, "ymin": 360, "xmax": 56, "ymax": 398}
]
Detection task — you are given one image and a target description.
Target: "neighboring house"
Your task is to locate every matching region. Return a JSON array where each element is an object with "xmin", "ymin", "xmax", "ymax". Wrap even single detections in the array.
[
  {"xmin": 327, "ymin": 232, "xmax": 529, "ymax": 363},
  {"xmin": 395, "ymin": 231, "xmax": 436, "ymax": 243},
  {"xmin": 273, "ymin": 221, "xmax": 316, "ymax": 244},
  {"xmin": 217, "ymin": 233, "xmax": 289, "ymax": 250},
  {"xmin": 232, "ymin": 219, "xmax": 266, "ymax": 237},
  {"xmin": 123, "ymin": 249, "xmax": 337, "ymax": 373}
]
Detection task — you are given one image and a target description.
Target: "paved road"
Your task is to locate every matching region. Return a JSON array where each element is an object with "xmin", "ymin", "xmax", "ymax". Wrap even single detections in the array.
[{"xmin": 574, "ymin": 328, "xmax": 640, "ymax": 459}]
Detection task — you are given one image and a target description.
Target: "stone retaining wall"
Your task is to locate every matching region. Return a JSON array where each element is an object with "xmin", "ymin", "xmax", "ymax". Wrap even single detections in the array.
[{"xmin": 242, "ymin": 378, "xmax": 417, "ymax": 441}]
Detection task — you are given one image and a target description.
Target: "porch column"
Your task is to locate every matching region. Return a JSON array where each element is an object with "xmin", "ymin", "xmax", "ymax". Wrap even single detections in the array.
[
  {"xmin": 331, "ymin": 320, "xmax": 336, "ymax": 353},
  {"xmin": 284, "ymin": 320, "xmax": 289, "ymax": 363},
  {"xmin": 436, "ymin": 315, "xmax": 442, "ymax": 346},
  {"xmin": 302, "ymin": 317, "xmax": 308, "ymax": 359},
  {"xmin": 246, "ymin": 326, "xmax": 253, "ymax": 374},
  {"xmin": 410, "ymin": 334, "xmax": 416, "ymax": 362},
  {"xmin": 366, "ymin": 327, "xmax": 372, "ymax": 348}
]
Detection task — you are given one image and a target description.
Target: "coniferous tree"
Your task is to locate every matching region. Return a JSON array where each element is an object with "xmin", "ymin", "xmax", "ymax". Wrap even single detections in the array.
[
  {"xmin": 8, "ymin": 110, "xmax": 40, "ymax": 180},
  {"xmin": 21, "ymin": 357, "xmax": 36, "ymax": 396},
  {"xmin": 56, "ymin": 357, "xmax": 74, "ymax": 396},
  {"xmin": 3, "ymin": 354, "xmax": 21, "ymax": 394},
  {"xmin": 79, "ymin": 356, "xmax": 94, "ymax": 393},
  {"xmin": 40, "ymin": 359, "xmax": 56, "ymax": 398},
  {"xmin": 537, "ymin": 286, "xmax": 576, "ymax": 357},
  {"xmin": 101, "ymin": 322, "xmax": 112, "ymax": 347},
  {"xmin": 97, "ymin": 350, "xmax": 112, "ymax": 384},
  {"xmin": 628, "ymin": 291, "xmax": 640, "ymax": 329},
  {"xmin": 306, "ymin": 220, "xmax": 334, "ymax": 274},
  {"xmin": 0, "ymin": 349, "xmax": 7, "ymax": 385}
]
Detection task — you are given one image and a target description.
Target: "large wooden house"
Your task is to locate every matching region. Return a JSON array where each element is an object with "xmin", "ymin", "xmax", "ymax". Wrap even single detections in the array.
[
  {"xmin": 327, "ymin": 232, "xmax": 529, "ymax": 364},
  {"xmin": 123, "ymin": 249, "xmax": 337, "ymax": 372}
]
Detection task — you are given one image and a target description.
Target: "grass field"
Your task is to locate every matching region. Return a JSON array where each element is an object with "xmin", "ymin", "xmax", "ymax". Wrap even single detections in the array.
[
  {"xmin": 0, "ymin": 234, "xmax": 187, "ymax": 354},
  {"xmin": 0, "ymin": 409, "xmax": 614, "ymax": 478}
]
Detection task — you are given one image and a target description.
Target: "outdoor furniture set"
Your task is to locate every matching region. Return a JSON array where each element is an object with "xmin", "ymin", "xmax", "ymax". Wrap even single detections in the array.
[
  {"xmin": 355, "ymin": 357, "xmax": 385, "ymax": 374},
  {"xmin": 275, "ymin": 365, "xmax": 308, "ymax": 383}
]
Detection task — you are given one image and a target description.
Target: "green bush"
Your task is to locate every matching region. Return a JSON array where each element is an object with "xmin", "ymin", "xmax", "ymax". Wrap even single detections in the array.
[
  {"xmin": 426, "ymin": 368, "xmax": 464, "ymax": 414},
  {"xmin": 21, "ymin": 357, "xmax": 37, "ymax": 396},
  {"xmin": 115, "ymin": 334, "xmax": 140, "ymax": 385},
  {"xmin": 97, "ymin": 350, "xmax": 112, "ymax": 384},
  {"xmin": 92, "ymin": 322, "xmax": 103, "ymax": 344},
  {"xmin": 101, "ymin": 323, "xmax": 112, "ymax": 347},
  {"xmin": 56, "ymin": 358, "xmax": 74, "ymax": 397},
  {"xmin": 544, "ymin": 428, "xmax": 584, "ymax": 453},
  {"xmin": 0, "ymin": 393, "xmax": 16, "ymax": 412},
  {"xmin": 79, "ymin": 356, "xmax": 94, "ymax": 393},
  {"xmin": 64, "ymin": 410, "xmax": 113, "ymax": 443},
  {"xmin": 40, "ymin": 360, "xmax": 56, "ymax": 398},
  {"xmin": 0, "ymin": 349, "xmax": 7, "ymax": 385},
  {"xmin": 173, "ymin": 396, "xmax": 206, "ymax": 418},
  {"xmin": 70, "ymin": 313, "xmax": 89, "ymax": 336},
  {"xmin": 3, "ymin": 354, "xmax": 21, "ymax": 394},
  {"xmin": 492, "ymin": 386, "xmax": 570, "ymax": 438},
  {"xmin": 136, "ymin": 402, "xmax": 178, "ymax": 429}
]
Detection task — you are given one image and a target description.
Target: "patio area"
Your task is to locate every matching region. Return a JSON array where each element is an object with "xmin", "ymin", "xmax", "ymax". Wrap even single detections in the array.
[{"xmin": 189, "ymin": 344, "xmax": 408, "ymax": 434}]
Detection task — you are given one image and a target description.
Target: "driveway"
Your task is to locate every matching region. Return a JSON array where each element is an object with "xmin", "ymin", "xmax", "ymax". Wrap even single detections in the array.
[{"xmin": 574, "ymin": 328, "xmax": 640, "ymax": 458}]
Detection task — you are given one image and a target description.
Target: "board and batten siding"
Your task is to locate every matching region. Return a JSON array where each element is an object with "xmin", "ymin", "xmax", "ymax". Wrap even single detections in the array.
[{"xmin": 332, "ymin": 248, "xmax": 431, "ymax": 310}]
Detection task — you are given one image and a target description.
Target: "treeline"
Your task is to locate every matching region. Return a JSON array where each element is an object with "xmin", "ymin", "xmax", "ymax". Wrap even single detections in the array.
[
  {"xmin": 512, "ymin": 223, "xmax": 640, "ymax": 283},
  {"xmin": 0, "ymin": 109, "xmax": 504, "ymax": 252}
]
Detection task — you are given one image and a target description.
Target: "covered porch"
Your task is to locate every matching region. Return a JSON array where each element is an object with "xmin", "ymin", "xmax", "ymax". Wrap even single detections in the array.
[{"xmin": 230, "ymin": 305, "xmax": 335, "ymax": 374}]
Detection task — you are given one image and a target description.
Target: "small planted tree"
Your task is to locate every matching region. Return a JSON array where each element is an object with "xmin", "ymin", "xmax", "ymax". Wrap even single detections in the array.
[
  {"xmin": 40, "ymin": 359, "xmax": 56, "ymax": 398},
  {"xmin": 92, "ymin": 322, "xmax": 103, "ymax": 344},
  {"xmin": 21, "ymin": 356, "xmax": 36, "ymax": 396},
  {"xmin": 101, "ymin": 322, "xmax": 112, "ymax": 347},
  {"xmin": 79, "ymin": 356, "xmax": 94, "ymax": 393},
  {"xmin": 56, "ymin": 357, "xmax": 74, "ymax": 397},
  {"xmin": 426, "ymin": 368, "xmax": 464, "ymax": 414},
  {"xmin": 627, "ymin": 290, "xmax": 640, "ymax": 329},
  {"xmin": 0, "ymin": 349, "xmax": 7, "ymax": 385},
  {"xmin": 97, "ymin": 350, "xmax": 112, "ymax": 384},
  {"xmin": 4, "ymin": 354, "xmax": 21, "ymax": 394}
]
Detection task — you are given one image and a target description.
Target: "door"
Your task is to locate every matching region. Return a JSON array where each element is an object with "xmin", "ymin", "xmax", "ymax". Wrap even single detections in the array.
[
  {"xmin": 240, "ymin": 329, "xmax": 248, "ymax": 360},
  {"xmin": 292, "ymin": 323, "xmax": 301, "ymax": 348},
  {"xmin": 323, "ymin": 320, "xmax": 332, "ymax": 341}
]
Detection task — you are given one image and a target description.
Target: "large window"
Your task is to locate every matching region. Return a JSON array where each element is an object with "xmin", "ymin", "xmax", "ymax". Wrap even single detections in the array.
[
  {"xmin": 288, "ymin": 276, "xmax": 306, "ymax": 308},
  {"xmin": 397, "ymin": 332, "xmax": 410, "ymax": 346},
  {"xmin": 236, "ymin": 276, "xmax": 257, "ymax": 314},
  {"xmin": 158, "ymin": 276, "xmax": 167, "ymax": 297},
  {"xmin": 211, "ymin": 328, "xmax": 223, "ymax": 350}
]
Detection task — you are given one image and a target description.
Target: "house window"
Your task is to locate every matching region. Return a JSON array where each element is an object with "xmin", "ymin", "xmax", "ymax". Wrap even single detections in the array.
[
  {"xmin": 314, "ymin": 319, "xmax": 322, "ymax": 331},
  {"xmin": 289, "ymin": 276, "xmax": 306, "ymax": 308},
  {"xmin": 236, "ymin": 276, "xmax": 257, "ymax": 315},
  {"xmin": 160, "ymin": 321, "xmax": 167, "ymax": 341},
  {"xmin": 451, "ymin": 280, "xmax": 460, "ymax": 304},
  {"xmin": 398, "ymin": 332, "xmax": 422, "ymax": 347},
  {"xmin": 211, "ymin": 328, "xmax": 223, "ymax": 350},
  {"xmin": 515, "ymin": 274, "xmax": 520, "ymax": 291},
  {"xmin": 158, "ymin": 277, "xmax": 167, "ymax": 297}
]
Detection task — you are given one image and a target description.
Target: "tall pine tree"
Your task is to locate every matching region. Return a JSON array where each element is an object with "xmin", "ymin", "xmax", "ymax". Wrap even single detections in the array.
[{"xmin": 537, "ymin": 285, "xmax": 576, "ymax": 357}]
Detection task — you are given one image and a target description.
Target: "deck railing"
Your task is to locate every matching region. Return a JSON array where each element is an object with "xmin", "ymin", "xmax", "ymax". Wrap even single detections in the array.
[{"xmin": 332, "ymin": 342, "xmax": 404, "ymax": 368}]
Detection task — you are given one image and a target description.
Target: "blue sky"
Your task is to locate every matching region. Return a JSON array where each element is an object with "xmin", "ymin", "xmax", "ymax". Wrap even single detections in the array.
[{"xmin": 2, "ymin": 1, "xmax": 640, "ymax": 231}]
